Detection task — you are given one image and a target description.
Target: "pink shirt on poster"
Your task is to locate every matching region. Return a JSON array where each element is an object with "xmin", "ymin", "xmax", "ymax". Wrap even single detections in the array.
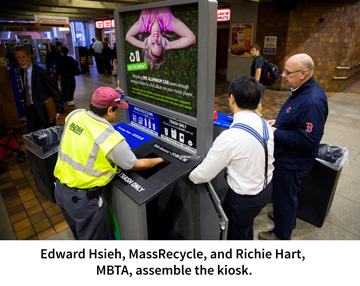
[{"xmin": 138, "ymin": 7, "xmax": 175, "ymax": 33}]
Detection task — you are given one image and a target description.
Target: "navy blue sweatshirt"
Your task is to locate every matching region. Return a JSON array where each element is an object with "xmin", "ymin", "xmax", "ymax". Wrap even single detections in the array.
[{"xmin": 274, "ymin": 77, "xmax": 328, "ymax": 171}]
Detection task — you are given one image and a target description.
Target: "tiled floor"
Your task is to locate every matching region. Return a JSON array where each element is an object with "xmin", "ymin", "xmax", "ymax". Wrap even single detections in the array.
[
  {"xmin": 0, "ymin": 64, "xmax": 359, "ymax": 240},
  {"xmin": 0, "ymin": 157, "xmax": 66, "ymax": 239}
]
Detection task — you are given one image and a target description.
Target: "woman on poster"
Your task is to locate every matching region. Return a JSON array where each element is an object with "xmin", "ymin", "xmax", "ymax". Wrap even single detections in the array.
[{"xmin": 125, "ymin": 6, "xmax": 196, "ymax": 70}]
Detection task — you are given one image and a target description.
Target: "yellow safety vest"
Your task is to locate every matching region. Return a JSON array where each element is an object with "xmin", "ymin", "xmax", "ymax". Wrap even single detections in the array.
[{"xmin": 54, "ymin": 109, "xmax": 124, "ymax": 189}]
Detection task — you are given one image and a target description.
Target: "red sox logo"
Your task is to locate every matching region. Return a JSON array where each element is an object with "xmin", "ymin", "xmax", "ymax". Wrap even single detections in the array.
[
  {"xmin": 305, "ymin": 122, "xmax": 313, "ymax": 133},
  {"xmin": 286, "ymin": 107, "xmax": 291, "ymax": 113}
]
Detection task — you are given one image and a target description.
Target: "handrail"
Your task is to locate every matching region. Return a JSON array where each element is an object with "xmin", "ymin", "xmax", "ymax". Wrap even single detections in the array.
[
  {"xmin": 204, "ymin": 182, "xmax": 222, "ymax": 219},
  {"xmin": 336, "ymin": 63, "xmax": 360, "ymax": 70},
  {"xmin": 333, "ymin": 63, "xmax": 360, "ymax": 79},
  {"xmin": 333, "ymin": 77, "xmax": 348, "ymax": 80},
  {"xmin": 204, "ymin": 182, "xmax": 226, "ymax": 240}
]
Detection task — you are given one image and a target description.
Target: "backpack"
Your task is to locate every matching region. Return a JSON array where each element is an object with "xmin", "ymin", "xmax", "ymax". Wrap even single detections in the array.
[{"xmin": 260, "ymin": 59, "xmax": 280, "ymax": 86}]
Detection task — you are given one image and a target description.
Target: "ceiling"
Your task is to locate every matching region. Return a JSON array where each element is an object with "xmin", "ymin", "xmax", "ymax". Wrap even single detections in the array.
[{"xmin": 0, "ymin": 0, "xmax": 242, "ymax": 22}]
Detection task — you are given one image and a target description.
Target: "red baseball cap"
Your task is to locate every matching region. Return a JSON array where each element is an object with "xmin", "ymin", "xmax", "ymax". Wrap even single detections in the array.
[{"xmin": 91, "ymin": 86, "xmax": 128, "ymax": 109}]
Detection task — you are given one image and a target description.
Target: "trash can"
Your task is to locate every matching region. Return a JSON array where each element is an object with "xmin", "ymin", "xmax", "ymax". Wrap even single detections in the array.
[
  {"xmin": 23, "ymin": 126, "xmax": 63, "ymax": 203},
  {"xmin": 297, "ymin": 143, "xmax": 348, "ymax": 227},
  {"xmin": 75, "ymin": 46, "xmax": 90, "ymax": 73}
]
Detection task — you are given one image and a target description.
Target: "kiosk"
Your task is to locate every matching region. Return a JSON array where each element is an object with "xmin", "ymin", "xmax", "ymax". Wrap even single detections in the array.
[{"xmin": 108, "ymin": 0, "xmax": 227, "ymax": 240}]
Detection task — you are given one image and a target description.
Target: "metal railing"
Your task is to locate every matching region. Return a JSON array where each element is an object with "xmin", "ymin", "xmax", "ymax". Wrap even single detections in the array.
[{"xmin": 333, "ymin": 63, "xmax": 360, "ymax": 80}]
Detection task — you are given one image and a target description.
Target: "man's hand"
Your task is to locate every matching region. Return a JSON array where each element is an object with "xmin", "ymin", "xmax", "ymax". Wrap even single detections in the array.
[
  {"xmin": 115, "ymin": 80, "xmax": 124, "ymax": 95},
  {"xmin": 267, "ymin": 119, "xmax": 276, "ymax": 126}
]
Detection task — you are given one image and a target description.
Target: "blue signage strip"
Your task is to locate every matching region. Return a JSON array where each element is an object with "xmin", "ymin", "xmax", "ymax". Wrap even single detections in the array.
[
  {"xmin": 113, "ymin": 122, "xmax": 154, "ymax": 150},
  {"xmin": 128, "ymin": 104, "xmax": 197, "ymax": 153},
  {"xmin": 128, "ymin": 104, "xmax": 159, "ymax": 136},
  {"xmin": 213, "ymin": 113, "xmax": 233, "ymax": 129},
  {"xmin": 8, "ymin": 67, "xmax": 25, "ymax": 119}
]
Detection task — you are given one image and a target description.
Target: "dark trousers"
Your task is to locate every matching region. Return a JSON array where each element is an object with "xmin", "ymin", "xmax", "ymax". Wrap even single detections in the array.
[
  {"xmin": 94, "ymin": 53, "xmax": 104, "ymax": 73},
  {"xmin": 103, "ymin": 57, "xmax": 112, "ymax": 75},
  {"xmin": 25, "ymin": 104, "xmax": 54, "ymax": 133},
  {"xmin": 223, "ymin": 183, "xmax": 271, "ymax": 240},
  {"xmin": 54, "ymin": 179, "xmax": 107, "ymax": 240},
  {"xmin": 60, "ymin": 73, "xmax": 76, "ymax": 102},
  {"xmin": 272, "ymin": 164, "xmax": 310, "ymax": 239}
]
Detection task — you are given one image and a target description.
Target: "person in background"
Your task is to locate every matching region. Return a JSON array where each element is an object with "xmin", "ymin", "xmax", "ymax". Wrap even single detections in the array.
[
  {"xmin": 258, "ymin": 53, "xmax": 328, "ymax": 240},
  {"xmin": 250, "ymin": 44, "xmax": 265, "ymax": 117},
  {"xmin": 54, "ymin": 37, "xmax": 63, "ymax": 52},
  {"xmin": 92, "ymin": 38, "xmax": 104, "ymax": 74},
  {"xmin": 112, "ymin": 43, "xmax": 118, "ymax": 77},
  {"xmin": 46, "ymin": 43, "xmax": 60, "ymax": 83},
  {"xmin": 54, "ymin": 86, "xmax": 165, "ymax": 240},
  {"xmin": 23, "ymin": 39, "xmax": 36, "ymax": 65},
  {"xmin": 101, "ymin": 42, "xmax": 113, "ymax": 76},
  {"xmin": 14, "ymin": 45, "xmax": 64, "ymax": 133},
  {"xmin": 90, "ymin": 38, "xmax": 96, "ymax": 52},
  {"xmin": 56, "ymin": 46, "xmax": 79, "ymax": 106},
  {"xmin": 189, "ymin": 75, "xmax": 275, "ymax": 240}
]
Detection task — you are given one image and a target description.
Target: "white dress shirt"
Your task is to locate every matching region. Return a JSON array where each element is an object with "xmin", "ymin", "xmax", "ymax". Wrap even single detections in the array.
[
  {"xmin": 92, "ymin": 40, "xmax": 103, "ymax": 54},
  {"xmin": 189, "ymin": 110, "xmax": 275, "ymax": 195},
  {"xmin": 25, "ymin": 64, "xmax": 33, "ymax": 104}
]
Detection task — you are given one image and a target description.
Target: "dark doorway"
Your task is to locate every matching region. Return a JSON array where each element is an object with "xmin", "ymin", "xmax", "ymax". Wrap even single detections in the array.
[{"xmin": 216, "ymin": 29, "xmax": 229, "ymax": 78}]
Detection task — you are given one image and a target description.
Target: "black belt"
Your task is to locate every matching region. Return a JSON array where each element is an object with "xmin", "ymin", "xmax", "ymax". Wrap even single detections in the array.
[{"xmin": 74, "ymin": 186, "xmax": 104, "ymax": 199}]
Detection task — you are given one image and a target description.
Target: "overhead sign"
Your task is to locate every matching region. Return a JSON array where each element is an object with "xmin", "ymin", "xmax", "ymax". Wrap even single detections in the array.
[
  {"xmin": 95, "ymin": 19, "xmax": 115, "ymax": 29},
  {"xmin": 0, "ymin": 23, "xmax": 51, "ymax": 32},
  {"xmin": 34, "ymin": 15, "xmax": 70, "ymax": 28},
  {"xmin": 217, "ymin": 8, "xmax": 231, "ymax": 22}
]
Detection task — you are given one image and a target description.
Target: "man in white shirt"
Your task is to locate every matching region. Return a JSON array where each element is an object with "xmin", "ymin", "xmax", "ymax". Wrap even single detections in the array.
[{"xmin": 189, "ymin": 75, "xmax": 275, "ymax": 240}]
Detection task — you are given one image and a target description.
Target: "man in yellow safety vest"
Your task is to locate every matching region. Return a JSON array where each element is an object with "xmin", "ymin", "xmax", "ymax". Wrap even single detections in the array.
[{"xmin": 54, "ymin": 86, "xmax": 164, "ymax": 239}]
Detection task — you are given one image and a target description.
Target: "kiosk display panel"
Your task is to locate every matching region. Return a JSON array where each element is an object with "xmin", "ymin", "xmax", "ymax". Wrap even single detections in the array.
[
  {"xmin": 110, "ymin": 0, "xmax": 227, "ymax": 240},
  {"xmin": 121, "ymin": 4, "xmax": 198, "ymax": 118}
]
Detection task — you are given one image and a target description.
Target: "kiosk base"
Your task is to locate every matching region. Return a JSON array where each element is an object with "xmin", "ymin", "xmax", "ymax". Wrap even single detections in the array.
[{"xmin": 107, "ymin": 178, "xmax": 227, "ymax": 240}]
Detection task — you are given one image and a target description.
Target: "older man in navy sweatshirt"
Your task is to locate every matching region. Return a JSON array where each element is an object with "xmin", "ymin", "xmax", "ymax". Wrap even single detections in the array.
[{"xmin": 259, "ymin": 53, "xmax": 328, "ymax": 240}]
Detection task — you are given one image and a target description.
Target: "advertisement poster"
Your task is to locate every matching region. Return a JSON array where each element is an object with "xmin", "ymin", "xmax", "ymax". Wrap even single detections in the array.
[
  {"xmin": 121, "ymin": 4, "xmax": 198, "ymax": 118},
  {"xmin": 230, "ymin": 23, "xmax": 253, "ymax": 57}
]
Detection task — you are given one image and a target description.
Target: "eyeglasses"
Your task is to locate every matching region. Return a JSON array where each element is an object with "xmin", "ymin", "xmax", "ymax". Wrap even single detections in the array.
[{"xmin": 282, "ymin": 69, "xmax": 304, "ymax": 76}]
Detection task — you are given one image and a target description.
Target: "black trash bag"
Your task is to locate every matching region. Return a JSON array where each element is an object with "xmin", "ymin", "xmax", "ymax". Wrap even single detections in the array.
[
  {"xmin": 316, "ymin": 143, "xmax": 348, "ymax": 171},
  {"xmin": 23, "ymin": 126, "xmax": 64, "ymax": 159},
  {"xmin": 29, "ymin": 126, "xmax": 63, "ymax": 147}
]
